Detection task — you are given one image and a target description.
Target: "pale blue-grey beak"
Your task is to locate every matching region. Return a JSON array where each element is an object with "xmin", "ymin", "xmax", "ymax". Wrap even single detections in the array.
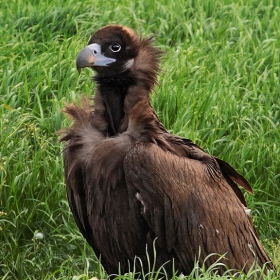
[{"xmin": 76, "ymin": 43, "xmax": 116, "ymax": 73}]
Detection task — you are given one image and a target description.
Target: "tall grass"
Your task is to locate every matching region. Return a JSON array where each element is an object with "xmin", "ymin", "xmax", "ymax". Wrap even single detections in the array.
[{"xmin": 0, "ymin": 0, "xmax": 279, "ymax": 278}]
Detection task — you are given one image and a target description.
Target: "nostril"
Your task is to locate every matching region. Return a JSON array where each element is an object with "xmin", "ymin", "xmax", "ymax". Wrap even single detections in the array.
[{"xmin": 87, "ymin": 44, "xmax": 101, "ymax": 56}]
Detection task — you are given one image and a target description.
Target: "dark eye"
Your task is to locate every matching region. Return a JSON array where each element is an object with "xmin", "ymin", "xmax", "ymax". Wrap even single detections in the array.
[{"xmin": 109, "ymin": 43, "xmax": 121, "ymax": 52}]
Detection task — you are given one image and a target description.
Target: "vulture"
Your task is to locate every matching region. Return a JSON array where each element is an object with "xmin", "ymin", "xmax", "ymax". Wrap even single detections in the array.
[{"xmin": 60, "ymin": 25, "xmax": 275, "ymax": 277}]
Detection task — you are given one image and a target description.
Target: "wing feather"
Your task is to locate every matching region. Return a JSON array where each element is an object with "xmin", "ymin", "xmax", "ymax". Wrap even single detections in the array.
[{"xmin": 124, "ymin": 142, "xmax": 273, "ymax": 273}]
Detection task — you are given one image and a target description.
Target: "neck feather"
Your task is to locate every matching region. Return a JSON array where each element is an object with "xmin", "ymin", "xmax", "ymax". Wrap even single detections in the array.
[
  {"xmin": 94, "ymin": 74, "xmax": 136, "ymax": 135},
  {"xmin": 131, "ymin": 37, "xmax": 162, "ymax": 91}
]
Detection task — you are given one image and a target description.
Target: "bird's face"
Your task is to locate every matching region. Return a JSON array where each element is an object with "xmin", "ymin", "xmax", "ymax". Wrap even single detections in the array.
[{"xmin": 76, "ymin": 25, "xmax": 139, "ymax": 75}]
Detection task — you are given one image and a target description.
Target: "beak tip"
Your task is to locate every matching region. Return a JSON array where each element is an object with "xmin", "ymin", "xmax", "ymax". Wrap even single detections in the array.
[{"xmin": 76, "ymin": 47, "xmax": 93, "ymax": 73}]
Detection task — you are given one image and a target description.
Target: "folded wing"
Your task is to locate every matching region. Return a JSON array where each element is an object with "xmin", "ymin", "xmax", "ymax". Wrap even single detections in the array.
[{"xmin": 124, "ymin": 142, "xmax": 273, "ymax": 274}]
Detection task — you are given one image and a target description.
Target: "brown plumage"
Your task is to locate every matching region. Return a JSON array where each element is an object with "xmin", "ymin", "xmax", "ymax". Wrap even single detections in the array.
[{"xmin": 60, "ymin": 25, "xmax": 274, "ymax": 277}]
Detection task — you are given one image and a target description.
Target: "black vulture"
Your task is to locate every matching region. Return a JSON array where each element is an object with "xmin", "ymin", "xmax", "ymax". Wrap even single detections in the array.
[{"xmin": 60, "ymin": 25, "xmax": 274, "ymax": 277}]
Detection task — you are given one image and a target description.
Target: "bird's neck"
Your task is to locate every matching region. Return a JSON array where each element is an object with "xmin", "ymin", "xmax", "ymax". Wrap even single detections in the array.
[{"xmin": 95, "ymin": 74, "xmax": 137, "ymax": 136}]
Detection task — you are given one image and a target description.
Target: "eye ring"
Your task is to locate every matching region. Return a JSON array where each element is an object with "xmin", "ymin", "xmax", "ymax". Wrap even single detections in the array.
[{"xmin": 109, "ymin": 43, "xmax": 122, "ymax": 52}]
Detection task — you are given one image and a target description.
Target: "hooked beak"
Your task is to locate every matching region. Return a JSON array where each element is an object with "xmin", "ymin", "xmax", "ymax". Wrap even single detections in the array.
[{"xmin": 76, "ymin": 43, "xmax": 116, "ymax": 73}]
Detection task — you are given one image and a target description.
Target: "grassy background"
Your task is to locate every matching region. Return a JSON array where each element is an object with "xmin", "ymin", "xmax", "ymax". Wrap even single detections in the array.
[{"xmin": 0, "ymin": 0, "xmax": 279, "ymax": 279}]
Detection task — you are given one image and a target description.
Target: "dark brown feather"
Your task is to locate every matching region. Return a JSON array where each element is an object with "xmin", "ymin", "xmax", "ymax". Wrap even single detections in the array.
[{"xmin": 60, "ymin": 25, "xmax": 275, "ymax": 277}]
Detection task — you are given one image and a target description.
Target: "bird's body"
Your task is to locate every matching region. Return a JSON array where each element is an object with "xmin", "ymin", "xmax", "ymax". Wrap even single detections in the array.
[{"xmin": 60, "ymin": 25, "xmax": 274, "ymax": 277}]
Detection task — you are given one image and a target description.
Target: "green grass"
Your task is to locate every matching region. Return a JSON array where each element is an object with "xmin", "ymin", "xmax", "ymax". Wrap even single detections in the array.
[{"xmin": 0, "ymin": 0, "xmax": 279, "ymax": 279}]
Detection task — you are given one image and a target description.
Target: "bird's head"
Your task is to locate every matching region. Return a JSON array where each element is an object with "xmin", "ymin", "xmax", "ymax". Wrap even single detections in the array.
[{"xmin": 76, "ymin": 25, "xmax": 140, "ymax": 75}]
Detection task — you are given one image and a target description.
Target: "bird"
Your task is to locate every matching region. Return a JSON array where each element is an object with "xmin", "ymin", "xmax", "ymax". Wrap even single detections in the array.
[{"xmin": 60, "ymin": 25, "xmax": 275, "ymax": 278}]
